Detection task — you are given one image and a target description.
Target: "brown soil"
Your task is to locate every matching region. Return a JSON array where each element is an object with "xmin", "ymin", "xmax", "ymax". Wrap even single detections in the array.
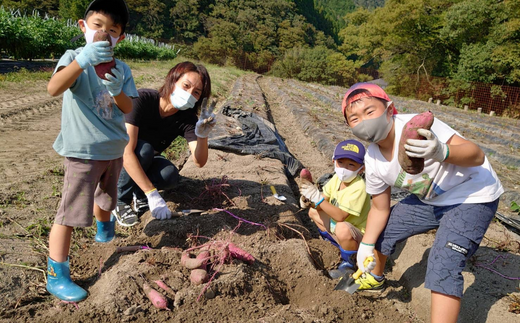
[{"xmin": 0, "ymin": 64, "xmax": 519, "ymax": 323}]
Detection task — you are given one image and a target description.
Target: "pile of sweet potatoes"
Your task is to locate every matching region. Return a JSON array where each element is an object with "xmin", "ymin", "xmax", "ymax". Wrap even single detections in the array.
[{"xmin": 180, "ymin": 241, "xmax": 255, "ymax": 285}]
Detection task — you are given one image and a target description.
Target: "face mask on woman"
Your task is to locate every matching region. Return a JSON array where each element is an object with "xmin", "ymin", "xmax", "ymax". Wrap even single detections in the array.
[
  {"xmin": 352, "ymin": 103, "xmax": 393, "ymax": 143},
  {"xmin": 170, "ymin": 87, "xmax": 197, "ymax": 110},
  {"xmin": 334, "ymin": 165, "xmax": 362, "ymax": 183},
  {"xmin": 81, "ymin": 20, "xmax": 119, "ymax": 48}
]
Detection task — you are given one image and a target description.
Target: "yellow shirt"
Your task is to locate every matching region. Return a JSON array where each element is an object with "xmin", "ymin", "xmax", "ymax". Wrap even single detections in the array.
[{"xmin": 322, "ymin": 174, "xmax": 370, "ymax": 233}]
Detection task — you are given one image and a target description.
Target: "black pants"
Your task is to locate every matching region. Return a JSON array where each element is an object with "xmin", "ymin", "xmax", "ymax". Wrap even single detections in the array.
[{"xmin": 117, "ymin": 140, "xmax": 179, "ymax": 205}]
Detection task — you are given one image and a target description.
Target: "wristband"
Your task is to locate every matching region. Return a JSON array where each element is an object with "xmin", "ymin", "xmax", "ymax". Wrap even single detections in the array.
[
  {"xmin": 145, "ymin": 188, "xmax": 157, "ymax": 195},
  {"xmin": 361, "ymin": 242, "xmax": 375, "ymax": 246},
  {"xmin": 444, "ymin": 144, "xmax": 450, "ymax": 161},
  {"xmin": 314, "ymin": 197, "xmax": 325, "ymax": 208}
]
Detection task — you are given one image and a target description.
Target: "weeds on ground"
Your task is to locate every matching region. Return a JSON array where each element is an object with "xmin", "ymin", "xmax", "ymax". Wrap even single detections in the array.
[
  {"xmin": 162, "ymin": 136, "xmax": 188, "ymax": 161},
  {"xmin": 508, "ymin": 292, "xmax": 520, "ymax": 314},
  {"xmin": 0, "ymin": 67, "xmax": 52, "ymax": 83}
]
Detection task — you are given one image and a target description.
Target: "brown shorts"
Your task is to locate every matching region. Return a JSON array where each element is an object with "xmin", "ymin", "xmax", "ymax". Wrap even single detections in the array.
[{"xmin": 55, "ymin": 157, "xmax": 123, "ymax": 227}]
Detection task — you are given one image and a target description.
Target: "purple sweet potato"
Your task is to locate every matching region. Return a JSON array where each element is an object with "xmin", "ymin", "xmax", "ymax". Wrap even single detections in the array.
[
  {"xmin": 398, "ymin": 111, "xmax": 435, "ymax": 174},
  {"xmin": 93, "ymin": 31, "xmax": 115, "ymax": 80}
]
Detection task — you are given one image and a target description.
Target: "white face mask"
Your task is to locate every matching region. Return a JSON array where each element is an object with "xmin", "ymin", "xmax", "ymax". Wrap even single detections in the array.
[
  {"xmin": 82, "ymin": 20, "xmax": 119, "ymax": 48},
  {"xmin": 334, "ymin": 165, "xmax": 362, "ymax": 183},
  {"xmin": 170, "ymin": 87, "xmax": 197, "ymax": 110}
]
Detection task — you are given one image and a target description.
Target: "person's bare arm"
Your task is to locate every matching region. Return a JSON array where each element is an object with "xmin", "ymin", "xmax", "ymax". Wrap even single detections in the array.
[
  {"xmin": 361, "ymin": 187, "xmax": 392, "ymax": 244},
  {"xmin": 113, "ymin": 92, "xmax": 133, "ymax": 114},
  {"xmin": 445, "ymin": 134, "xmax": 485, "ymax": 167},
  {"xmin": 122, "ymin": 124, "xmax": 155, "ymax": 193},
  {"xmin": 318, "ymin": 197, "xmax": 349, "ymax": 222},
  {"xmin": 47, "ymin": 62, "xmax": 83, "ymax": 96},
  {"xmin": 188, "ymin": 137, "xmax": 209, "ymax": 168}
]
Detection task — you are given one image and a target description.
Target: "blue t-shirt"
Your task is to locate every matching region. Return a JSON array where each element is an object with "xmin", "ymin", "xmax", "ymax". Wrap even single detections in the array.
[{"xmin": 52, "ymin": 48, "xmax": 138, "ymax": 160}]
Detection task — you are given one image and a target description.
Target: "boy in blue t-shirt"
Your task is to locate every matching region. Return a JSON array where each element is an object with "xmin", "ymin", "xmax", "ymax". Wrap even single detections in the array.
[
  {"xmin": 46, "ymin": 0, "xmax": 138, "ymax": 302},
  {"xmin": 300, "ymin": 139, "xmax": 370, "ymax": 279}
]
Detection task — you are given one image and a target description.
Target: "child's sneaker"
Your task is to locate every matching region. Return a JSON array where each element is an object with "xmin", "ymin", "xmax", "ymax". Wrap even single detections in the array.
[
  {"xmin": 132, "ymin": 194, "xmax": 149, "ymax": 214},
  {"xmin": 354, "ymin": 273, "xmax": 386, "ymax": 292},
  {"xmin": 112, "ymin": 204, "xmax": 138, "ymax": 227}
]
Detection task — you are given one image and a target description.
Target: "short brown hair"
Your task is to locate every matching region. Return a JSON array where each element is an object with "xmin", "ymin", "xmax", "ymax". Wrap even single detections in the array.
[{"xmin": 158, "ymin": 62, "xmax": 212, "ymax": 115}]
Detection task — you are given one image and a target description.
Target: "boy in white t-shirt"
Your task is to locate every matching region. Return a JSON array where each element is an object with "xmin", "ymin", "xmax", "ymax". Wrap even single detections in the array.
[{"xmin": 341, "ymin": 83, "xmax": 503, "ymax": 323}]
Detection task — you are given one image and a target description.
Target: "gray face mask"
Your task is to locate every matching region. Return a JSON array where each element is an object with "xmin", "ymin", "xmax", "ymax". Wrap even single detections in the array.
[{"xmin": 351, "ymin": 106, "xmax": 393, "ymax": 143}]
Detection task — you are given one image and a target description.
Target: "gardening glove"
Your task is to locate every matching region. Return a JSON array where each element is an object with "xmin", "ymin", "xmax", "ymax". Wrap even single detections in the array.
[
  {"xmin": 195, "ymin": 98, "xmax": 217, "ymax": 138},
  {"xmin": 75, "ymin": 41, "xmax": 113, "ymax": 70},
  {"xmin": 101, "ymin": 65, "xmax": 124, "ymax": 97},
  {"xmin": 357, "ymin": 242, "xmax": 376, "ymax": 273},
  {"xmin": 146, "ymin": 189, "xmax": 171, "ymax": 220},
  {"xmin": 299, "ymin": 182, "xmax": 323, "ymax": 206},
  {"xmin": 404, "ymin": 129, "xmax": 449, "ymax": 162},
  {"xmin": 299, "ymin": 196, "xmax": 312, "ymax": 209}
]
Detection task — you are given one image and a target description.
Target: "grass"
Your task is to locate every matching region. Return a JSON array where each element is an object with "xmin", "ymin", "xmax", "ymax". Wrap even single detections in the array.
[{"xmin": 0, "ymin": 67, "xmax": 53, "ymax": 84}]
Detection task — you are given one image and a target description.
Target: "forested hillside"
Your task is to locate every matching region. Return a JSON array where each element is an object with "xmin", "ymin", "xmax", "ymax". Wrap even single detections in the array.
[{"xmin": 1, "ymin": 0, "xmax": 519, "ymax": 110}]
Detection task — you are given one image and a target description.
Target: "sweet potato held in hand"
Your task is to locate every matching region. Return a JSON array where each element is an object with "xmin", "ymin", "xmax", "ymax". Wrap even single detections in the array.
[
  {"xmin": 93, "ymin": 31, "xmax": 115, "ymax": 80},
  {"xmin": 398, "ymin": 111, "xmax": 435, "ymax": 174}
]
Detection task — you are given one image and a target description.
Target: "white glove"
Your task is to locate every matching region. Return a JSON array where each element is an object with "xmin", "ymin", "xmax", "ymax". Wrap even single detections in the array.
[
  {"xmin": 299, "ymin": 182, "xmax": 322, "ymax": 205},
  {"xmin": 356, "ymin": 242, "xmax": 376, "ymax": 273},
  {"xmin": 76, "ymin": 41, "xmax": 113, "ymax": 69},
  {"xmin": 299, "ymin": 196, "xmax": 311, "ymax": 209},
  {"xmin": 195, "ymin": 98, "xmax": 217, "ymax": 138},
  {"xmin": 146, "ymin": 189, "xmax": 171, "ymax": 220},
  {"xmin": 101, "ymin": 65, "xmax": 124, "ymax": 96},
  {"xmin": 404, "ymin": 129, "xmax": 449, "ymax": 162}
]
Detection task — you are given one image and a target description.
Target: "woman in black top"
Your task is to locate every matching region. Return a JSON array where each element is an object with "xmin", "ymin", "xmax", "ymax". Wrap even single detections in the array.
[{"xmin": 112, "ymin": 61, "xmax": 216, "ymax": 226}]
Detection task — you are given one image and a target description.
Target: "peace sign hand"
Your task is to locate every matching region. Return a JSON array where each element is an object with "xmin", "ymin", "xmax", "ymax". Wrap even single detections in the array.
[{"xmin": 195, "ymin": 98, "xmax": 217, "ymax": 138}]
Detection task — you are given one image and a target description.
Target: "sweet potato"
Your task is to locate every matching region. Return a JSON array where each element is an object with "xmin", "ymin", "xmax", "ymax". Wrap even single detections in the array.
[
  {"xmin": 228, "ymin": 243, "xmax": 255, "ymax": 264},
  {"xmin": 143, "ymin": 282, "xmax": 169, "ymax": 310},
  {"xmin": 398, "ymin": 111, "xmax": 435, "ymax": 174},
  {"xmin": 180, "ymin": 250, "xmax": 210, "ymax": 270},
  {"xmin": 93, "ymin": 31, "xmax": 115, "ymax": 80},
  {"xmin": 190, "ymin": 269, "xmax": 209, "ymax": 285},
  {"xmin": 300, "ymin": 168, "xmax": 313, "ymax": 183},
  {"xmin": 154, "ymin": 280, "xmax": 175, "ymax": 296}
]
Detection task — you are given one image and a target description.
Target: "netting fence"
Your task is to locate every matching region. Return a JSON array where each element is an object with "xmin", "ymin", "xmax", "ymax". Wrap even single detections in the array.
[{"xmin": 408, "ymin": 75, "xmax": 520, "ymax": 118}]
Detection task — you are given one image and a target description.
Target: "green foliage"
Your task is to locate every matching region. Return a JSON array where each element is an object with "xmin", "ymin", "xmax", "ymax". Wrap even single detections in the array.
[
  {"xmin": 511, "ymin": 201, "xmax": 520, "ymax": 214},
  {"xmin": 0, "ymin": 7, "xmax": 179, "ymax": 61},
  {"xmin": 115, "ymin": 34, "xmax": 180, "ymax": 60},
  {"xmin": 270, "ymin": 46, "xmax": 369, "ymax": 86},
  {"xmin": 0, "ymin": 7, "xmax": 79, "ymax": 59},
  {"xmin": 338, "ymin": 0, "xmax": 520, "ymax": 92}
]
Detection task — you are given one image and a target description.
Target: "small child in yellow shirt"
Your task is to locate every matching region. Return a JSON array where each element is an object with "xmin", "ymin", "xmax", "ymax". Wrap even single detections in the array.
[{"xmin": 300, "ymin": 139, "xmax": 370, "ymax": 279}]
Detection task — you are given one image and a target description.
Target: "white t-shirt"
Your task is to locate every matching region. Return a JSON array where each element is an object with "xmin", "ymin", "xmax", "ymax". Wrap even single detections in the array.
[{"xmin": 365, "ymin": 114, "xmax": 504, "ymax": 206}]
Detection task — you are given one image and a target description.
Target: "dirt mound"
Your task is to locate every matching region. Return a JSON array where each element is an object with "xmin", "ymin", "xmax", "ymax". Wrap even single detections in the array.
[{"xmin": 1, "ymin": 68, "xmax": 519, "ymax": 323}]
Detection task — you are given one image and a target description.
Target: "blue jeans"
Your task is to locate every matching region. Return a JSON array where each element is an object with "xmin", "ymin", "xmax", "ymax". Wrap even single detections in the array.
[{"xmin": 117, "ymin": 140, "xmax": 179, "ymax": 205}]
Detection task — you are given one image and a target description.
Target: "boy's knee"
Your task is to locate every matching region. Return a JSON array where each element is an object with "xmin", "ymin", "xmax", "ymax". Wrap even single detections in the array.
[
  {"xmin": 308, "ymin": 208, "xmax": 320, "ymax": 221},
  {"xmin": 335, "ymin": 224, "xmax": 354, "ymax": 242}
]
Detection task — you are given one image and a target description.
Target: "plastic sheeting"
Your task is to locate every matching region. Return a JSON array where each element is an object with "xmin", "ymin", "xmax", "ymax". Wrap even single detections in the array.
[{"xmin": 209, "ymin": 106, "xmax": 303, "ymax": 177}]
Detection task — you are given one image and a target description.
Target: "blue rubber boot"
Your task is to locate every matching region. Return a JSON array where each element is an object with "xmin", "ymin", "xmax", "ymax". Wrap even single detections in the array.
[
  {"xmin": 46, "ymin": 257, "xmax": 88, "ymax": 302},
  {"xmin": 318, "ymin": 229, "xmax": 340, "ymax": 248},
  {"xmin": 328, "ymin": 248, "xmax": 357, "ymax": 279},
  {"xmin": 94, "ymin": 215, "xmax": 115, "ymax": 243}
]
